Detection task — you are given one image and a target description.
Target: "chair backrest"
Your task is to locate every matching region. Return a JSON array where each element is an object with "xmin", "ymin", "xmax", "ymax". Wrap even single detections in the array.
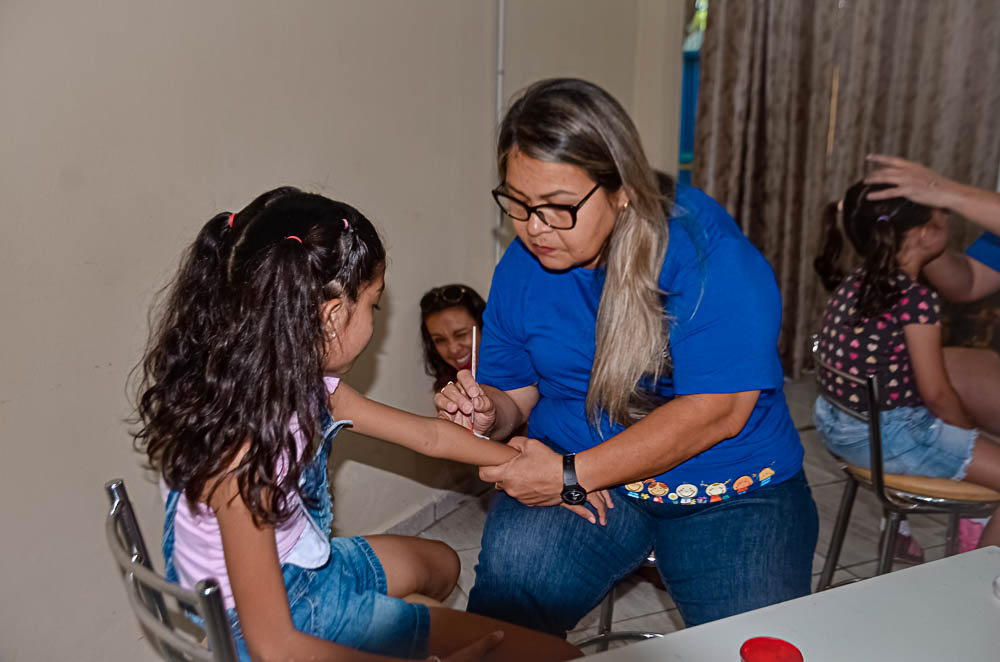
[
  {"xmin": 811, "ymin": 337, "xmax": 893, "ymax": 506},
  {"xmin": 105, "ymin": 479, "xmax": 239, "ymax": 662}
]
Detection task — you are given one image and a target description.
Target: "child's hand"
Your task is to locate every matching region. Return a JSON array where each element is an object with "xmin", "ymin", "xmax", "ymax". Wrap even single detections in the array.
[
  {"xmin": 435, "ymin": 370, "xmax": 495, "ymax": 437},
  {"xmin": 437, "ymin": 630, "xmax": 504, "ymax": 662}
]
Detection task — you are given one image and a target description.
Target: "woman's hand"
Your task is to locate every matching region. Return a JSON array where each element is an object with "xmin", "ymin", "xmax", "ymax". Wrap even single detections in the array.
[
  {"xmin": 435, "ymin": 370, "xmax": 496, "ymax": 437},
  {"xmin": 479, "ymin": 436, "xmax": 614, "ymax": 525},
  {"xmin": 864, "ymin": 154, "xmax": 961, "ymax": 208}
]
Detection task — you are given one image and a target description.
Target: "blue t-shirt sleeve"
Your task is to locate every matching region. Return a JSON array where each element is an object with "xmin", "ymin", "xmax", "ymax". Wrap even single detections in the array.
[
  {"xmin": 667, "ymin": 235, "xmax": 784, "ymax": 395},
  {"xmin": 477, "ymin": 242, "xmax": 539, "ymax": 391},
  {"xmin": 967, "ymin": 231, "xmax": 1000, "ymax": 273}
]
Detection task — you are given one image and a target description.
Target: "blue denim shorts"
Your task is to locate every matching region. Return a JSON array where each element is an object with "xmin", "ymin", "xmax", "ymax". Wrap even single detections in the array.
[
  {"xmin": 814, "ymin": 397, "xmax": 977, "ymax": 479},
  {"xmin": 225, "ymin": 536, "xmax": 429, "ymax": 661}
]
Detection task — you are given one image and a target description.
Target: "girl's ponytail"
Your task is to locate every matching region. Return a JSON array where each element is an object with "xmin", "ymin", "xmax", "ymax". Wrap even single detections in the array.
[
  {"xmin": 856, "ymin": 220, "xmax": 902, "ymax": 320},
  {"xmin": 218, "ymin": 236, "xmax": 330, "ymax": 523},
  {"xmin": 135, "ymin": 212, "xmax": 234, "ymax": 487},
  {"xmin": 814, "ymin": 201, "xmax": 845, "ymax": 292},
  {"xmin": 168, "ymin": 213, "xmax": 234, "ymax": 348}
]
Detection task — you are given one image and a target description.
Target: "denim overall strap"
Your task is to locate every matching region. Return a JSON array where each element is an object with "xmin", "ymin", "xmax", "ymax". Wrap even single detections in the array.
[
  {"xmin": 161, "ymin": 408, "xmax": 349, "ymax": 577},
  {"xmin": 162, "ymin": 489, "xmax": 182, "ymax": 584},
  {"xmin": 300, "ymin": 408, "xmax": 351, "ymax": 536}
]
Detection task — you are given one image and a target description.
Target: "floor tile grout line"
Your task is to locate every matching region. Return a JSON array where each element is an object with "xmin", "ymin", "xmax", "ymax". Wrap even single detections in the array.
[{"xmin": 569, "ymin": 607, "xmax": 681, "ymax": 635}]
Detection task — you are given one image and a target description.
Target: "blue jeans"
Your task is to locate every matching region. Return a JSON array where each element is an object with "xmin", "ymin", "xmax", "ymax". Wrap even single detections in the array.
[{"xmin": 467, "ymin": 470, "xmax": 817, "ymax": 636}]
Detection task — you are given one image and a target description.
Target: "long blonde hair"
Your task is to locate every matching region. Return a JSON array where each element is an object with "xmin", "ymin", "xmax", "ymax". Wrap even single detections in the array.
[{"xmin": 497, "ymin": 79, "xmax": 674, "ymax": 426}]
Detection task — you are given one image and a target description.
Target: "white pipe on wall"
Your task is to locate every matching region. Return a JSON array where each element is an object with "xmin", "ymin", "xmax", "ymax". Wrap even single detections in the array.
[{"xmin": 494, "ymin": 0, "xmax": 506, "ymax": 263}]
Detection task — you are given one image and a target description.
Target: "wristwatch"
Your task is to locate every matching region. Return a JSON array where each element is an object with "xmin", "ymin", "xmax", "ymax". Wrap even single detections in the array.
[{"xmin": 561, "ymin": 453, "xmax": 587, "ymax": 505}]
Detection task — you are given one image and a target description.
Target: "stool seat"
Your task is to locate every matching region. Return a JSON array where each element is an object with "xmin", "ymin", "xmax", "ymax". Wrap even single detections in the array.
[{"xmin": 844, "ymin": 464, "xmax": 1000, "ymax": 502}]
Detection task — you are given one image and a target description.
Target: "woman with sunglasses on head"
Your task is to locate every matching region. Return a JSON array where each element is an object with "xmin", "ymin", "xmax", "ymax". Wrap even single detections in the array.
[
  {"xmin": 435, "ymin": 78, "xmax": 818, "ymax": 637},
  {"xmin": 420, "ymin": 285, "xmax": 486, "ymax": 393}
]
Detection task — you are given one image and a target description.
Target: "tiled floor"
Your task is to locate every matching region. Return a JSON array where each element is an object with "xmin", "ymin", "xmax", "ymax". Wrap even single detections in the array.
[{"xmin": 413, "ymin": 378, "xmax": 953, "ymax": 649}]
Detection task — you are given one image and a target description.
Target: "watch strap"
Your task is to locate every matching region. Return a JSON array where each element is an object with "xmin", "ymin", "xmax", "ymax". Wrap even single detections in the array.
[{"xmin": 562, "ymin": 453, "xmax": 578, "ymax": 488}]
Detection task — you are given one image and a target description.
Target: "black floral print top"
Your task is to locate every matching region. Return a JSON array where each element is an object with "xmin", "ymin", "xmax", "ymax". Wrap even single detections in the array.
[{"xmin": 817, "ymin": 268, "xmax": 941, "ymax": 412}]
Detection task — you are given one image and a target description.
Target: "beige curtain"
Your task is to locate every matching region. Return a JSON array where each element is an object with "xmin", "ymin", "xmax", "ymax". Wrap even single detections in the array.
[{"xmin": 693, "ymin": 0, "xmax": 1000, "ymax": 376}]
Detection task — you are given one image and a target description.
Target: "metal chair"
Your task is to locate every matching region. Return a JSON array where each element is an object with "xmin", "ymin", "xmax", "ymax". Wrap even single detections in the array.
[
  {"xmin": 576, "ymin": 552, "xmax": 666, "ymax": 652},
  {"xmin": 812, "ymin": 347, "xmax": 1000, "ymax": 592},
  {"xmin": 105, "ymin": 479, "xmax": 239, "ymax": 662}
]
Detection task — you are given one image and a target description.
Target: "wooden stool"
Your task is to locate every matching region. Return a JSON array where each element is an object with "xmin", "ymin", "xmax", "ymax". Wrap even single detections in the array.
[{"xmin": 818, "ymin": 461, "xmax": 1000, "ymax": 590}]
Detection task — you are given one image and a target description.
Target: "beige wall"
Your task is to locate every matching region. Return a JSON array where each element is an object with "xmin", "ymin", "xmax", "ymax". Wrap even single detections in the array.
[{"xmin": 0, "ymin": 1, "xmax": 682, "ymax": 659}]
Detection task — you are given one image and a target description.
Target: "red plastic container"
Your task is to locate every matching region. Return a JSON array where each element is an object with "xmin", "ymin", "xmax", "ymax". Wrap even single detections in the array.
[{"xmin": 740, "ymin": 636, "xmax": 804, "ymax": 662}]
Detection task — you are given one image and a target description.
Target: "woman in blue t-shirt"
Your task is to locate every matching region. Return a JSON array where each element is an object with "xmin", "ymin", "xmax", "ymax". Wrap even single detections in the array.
[{"xmin": 435, "ymin": 79, "xmax": 818, "ymax": 635}]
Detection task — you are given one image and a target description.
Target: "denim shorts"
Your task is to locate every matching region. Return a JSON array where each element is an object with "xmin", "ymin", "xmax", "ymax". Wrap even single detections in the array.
[
  {"xmin": 224, "ymin": 536, "xmax": 429, "ymax": 661},
  {"xmin": 813, "ymin": 397, "xmax": 977, "ymax": 480}
]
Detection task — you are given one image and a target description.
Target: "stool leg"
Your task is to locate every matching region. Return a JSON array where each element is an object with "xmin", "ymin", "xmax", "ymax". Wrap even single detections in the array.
[
  {"xmin": 876, "ymin": 509, "xmax": 901, "ymax": 576},
  {"xmin": 595, "ymin": 589, "xmax": 614, "ymax": 652},
  {"xmin": 817, "ymin": 475, "xmax": 857, "ymax": 591},
  {"xmin": 944, "ymin": 514, "xmax": 961, "ymax": 556}
]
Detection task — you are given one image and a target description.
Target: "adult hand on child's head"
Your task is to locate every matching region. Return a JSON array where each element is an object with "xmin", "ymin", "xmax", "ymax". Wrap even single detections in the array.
[
  {"xmin": 864, "ymin": 154, "xmax": 960, "ymax": 208},
  {"xmin": 435, "ymin": 370, "xmax": 495, "ymax": 437},
  {"xmin": 435, "ymin": 630, "xmax": 505, "ymax": 662}
]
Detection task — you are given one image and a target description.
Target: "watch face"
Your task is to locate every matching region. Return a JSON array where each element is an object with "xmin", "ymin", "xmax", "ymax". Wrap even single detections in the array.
[{"xmin": 562, "ymin": 485, "xmax": 587, "ymax": 506}]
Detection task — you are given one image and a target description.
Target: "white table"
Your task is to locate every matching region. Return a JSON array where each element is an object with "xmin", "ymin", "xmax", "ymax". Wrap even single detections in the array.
[{"xmin": 585, "ymin": 546, "xmax": 1000, "ymax": 661}]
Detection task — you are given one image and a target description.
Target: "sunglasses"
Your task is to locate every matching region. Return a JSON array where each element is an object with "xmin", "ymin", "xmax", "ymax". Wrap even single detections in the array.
[{"xmin": 421, "ymin": 285, "xmax": 469, "ymax": 307}]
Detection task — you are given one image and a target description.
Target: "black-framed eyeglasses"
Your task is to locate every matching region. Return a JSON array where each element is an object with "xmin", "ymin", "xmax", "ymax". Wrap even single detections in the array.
[
  {"xmin": 491, "ymin": 183, "xmax": 600, "ymax": 230},
  {"xmin": 421, "ymin": 284, "xmax": 468, "ymax": 307}
]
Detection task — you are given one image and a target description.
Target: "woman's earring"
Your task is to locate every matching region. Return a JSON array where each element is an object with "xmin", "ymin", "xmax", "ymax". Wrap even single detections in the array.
[{"xmin": 328, "ymin": 329, "xmax": 337, "ymax": 339}]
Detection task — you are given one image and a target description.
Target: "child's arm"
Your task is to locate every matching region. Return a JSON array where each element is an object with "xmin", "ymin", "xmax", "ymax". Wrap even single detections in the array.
[
  {"xmin": 904, "ymin": 324, "xmax": 975, "ymax": 429},
  {"xmin": 210, "ymin": 464, "xmax": 427, "ymax": 662},
  {"xmin": 331, "ymin": 383, "xmax": 614, "ymax": 526},
  {"xmin": 330, "ymin": 382, "xmax": 519, "ymax": 466}
]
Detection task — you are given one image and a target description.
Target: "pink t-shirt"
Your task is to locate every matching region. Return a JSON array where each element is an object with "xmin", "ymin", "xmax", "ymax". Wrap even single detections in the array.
[{"xmin": 164, "ymin": 376, "xmax": 339, "ymax": 609}]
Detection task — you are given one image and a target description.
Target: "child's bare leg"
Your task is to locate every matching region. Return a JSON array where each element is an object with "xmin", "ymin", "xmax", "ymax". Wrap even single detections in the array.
[
  {"xmin": 960, "ymin": 436, "xmax": 1000, "ymax": 548},
  {"xmin": 427, "ymin": 606, "xmax": 581, "ymax": 661},
  {"xmin": 364, "ymin": 534, "xmax": 459, "ymax": 602},
  {"xmin": 944, "ymin": 347, "xmax": 1000, "ymax": 436}
]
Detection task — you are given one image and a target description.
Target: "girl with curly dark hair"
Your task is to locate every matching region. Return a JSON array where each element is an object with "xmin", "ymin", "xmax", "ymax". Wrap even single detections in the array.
[
  {"xmin": 131, "ymin": 187, "xmax": 579, "ymax": 662},
  {"xmin": 814, "ymin": 180, "xmax": 1000, "ymax": 550}
]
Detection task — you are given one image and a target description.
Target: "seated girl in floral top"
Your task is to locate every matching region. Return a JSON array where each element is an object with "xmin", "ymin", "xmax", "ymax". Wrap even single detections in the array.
[{"xmin": 813, "ymin": 180, "xmax": 1000, "ymax": 550}]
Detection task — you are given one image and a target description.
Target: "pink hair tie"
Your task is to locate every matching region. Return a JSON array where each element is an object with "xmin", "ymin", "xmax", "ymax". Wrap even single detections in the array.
[
  {"xmin": 342, "ymin": 218, "xmax": 349, "ymax": 229},
  {"xmin": 227, "ymin": 213, "xmax": 235, "ymax": 228},
  {"xmin": 285, "ymin": 235, "xmax": 303, "ymax": 244}
]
